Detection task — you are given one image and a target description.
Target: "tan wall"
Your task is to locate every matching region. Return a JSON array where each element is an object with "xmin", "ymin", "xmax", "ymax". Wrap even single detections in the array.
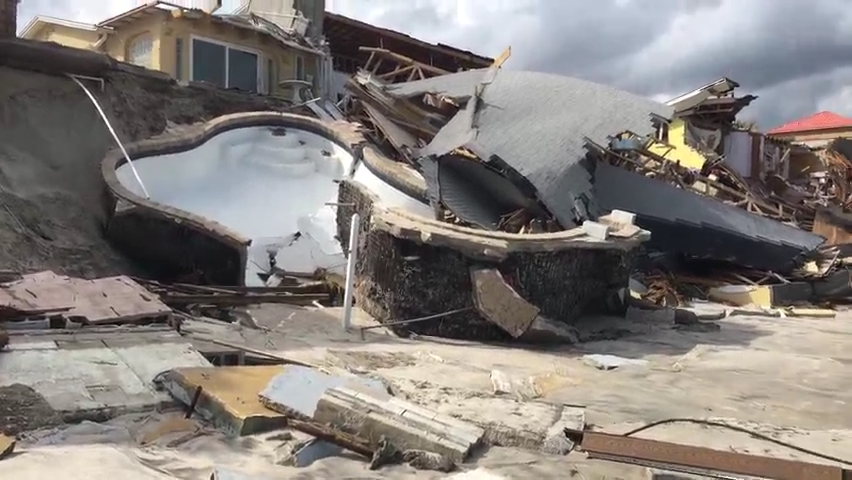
[
  {"xmin": 158, "ymin": 14, "xmax": 318, "ymax": 95},
  {"xmin": 39, "ymin": 24, "xmax": 103, "ymax": 49},
  {"xmin": 27, "ymin": 11, "xmax": 319, "ymax": 96},
  {"xmin": 103, "ymin": 18, "xmax": 165, "ymax": 69}
]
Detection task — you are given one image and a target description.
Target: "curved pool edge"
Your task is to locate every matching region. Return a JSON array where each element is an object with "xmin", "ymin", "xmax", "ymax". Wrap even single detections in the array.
[{"xmin": 101, "ymin": 111, "xmax": 426, "ymax": 285}]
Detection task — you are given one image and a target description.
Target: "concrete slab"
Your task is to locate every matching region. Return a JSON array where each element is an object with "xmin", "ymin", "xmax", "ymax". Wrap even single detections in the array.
[
  {"xmin": 389, "ymin": 379, "xmax": 564, "ymax": 449},
  {"xmin": 259, "ymin": 365, "xmax": 386, "ymax": 419},
  {"xmin": 0, "ymin": 342, "xmax": 210, "ymax": 419},
  {"xmin": 160, "ymin": 365, "xmax": 288, "ymax": 437}
]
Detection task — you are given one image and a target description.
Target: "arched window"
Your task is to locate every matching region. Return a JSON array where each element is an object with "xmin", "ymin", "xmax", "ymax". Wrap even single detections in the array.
[{"xmin": 126, "ymin": 33, "xmax": 153, "ymax": 68}]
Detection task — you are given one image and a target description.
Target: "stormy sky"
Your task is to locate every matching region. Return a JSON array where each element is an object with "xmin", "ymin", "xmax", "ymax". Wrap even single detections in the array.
[{"xmin": 17, "ymin": 0, "xmax": 852, "ymax": 129}]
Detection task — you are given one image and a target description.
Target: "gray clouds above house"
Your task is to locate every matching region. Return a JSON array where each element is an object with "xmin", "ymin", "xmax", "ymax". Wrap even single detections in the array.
[
  {"xmin": 19, "ymin": 0, "xmax": 852, "ymax": 129},
  {"xmin": 330, "ymin": 0, "xmax": 852, "ymax": 130}
]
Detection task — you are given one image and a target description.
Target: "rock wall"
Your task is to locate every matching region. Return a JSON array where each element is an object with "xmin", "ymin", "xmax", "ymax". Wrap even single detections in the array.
[
  {"xmin": 107, "ymin": 206, "xmax": 244, "ymax": 285},
  {"xmin": 337, "ymin": 180, "xmax": 636, "ymax": 340}
]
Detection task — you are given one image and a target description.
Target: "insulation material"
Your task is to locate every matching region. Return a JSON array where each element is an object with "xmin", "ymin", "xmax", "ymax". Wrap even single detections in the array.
[{"xmin": 723, "ymin": 131, "xmax": 753, "ymax": 178}]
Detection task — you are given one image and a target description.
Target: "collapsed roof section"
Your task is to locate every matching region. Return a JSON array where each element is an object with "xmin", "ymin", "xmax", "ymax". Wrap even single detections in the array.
[
  {"xmin": 354, "ymin": 68, "xmax": 825, "ymax": 272},
  {"xmin": 592, "ymin": 162, "xmax": 825, "ymax": 271},
  {"xmin": 385, "ymin": 69, "xmax": 674, "ymax": 228}
]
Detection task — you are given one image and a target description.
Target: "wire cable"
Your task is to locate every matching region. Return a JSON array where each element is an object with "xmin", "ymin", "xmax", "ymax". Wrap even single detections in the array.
[{"xmin": 622, "ymin": 417, "xmax": 852, "ymax": 466}]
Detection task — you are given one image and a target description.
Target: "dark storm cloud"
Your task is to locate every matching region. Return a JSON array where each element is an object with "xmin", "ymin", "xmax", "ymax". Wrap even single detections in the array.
[{"xmin": 338, "ymin": 0, "xmax": 852, "ymax": 128}]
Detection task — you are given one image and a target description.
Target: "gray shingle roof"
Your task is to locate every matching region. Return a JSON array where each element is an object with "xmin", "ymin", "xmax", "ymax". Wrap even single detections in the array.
[
  {"xmin": 594, "ymin": 163, "xmax": 825, "ymax": 270},
  {"xmin": 387, "ymin": 70, "xmax": 674, "ymax": 227}
]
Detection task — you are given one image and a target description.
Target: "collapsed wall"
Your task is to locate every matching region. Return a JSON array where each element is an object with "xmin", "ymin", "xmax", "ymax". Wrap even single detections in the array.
[
  {"xmin": 0, "ymin": 40, "xmax": 289, "ymax": 279},
  {"xmin": 338, "ymin": 180, "xmax": 642, "ymax": 340}
]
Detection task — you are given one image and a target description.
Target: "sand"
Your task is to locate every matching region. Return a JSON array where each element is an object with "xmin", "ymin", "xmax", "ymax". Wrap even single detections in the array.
[{"xmin": 3, "ymin": 303, "xmax": 851, "ymax": 479}]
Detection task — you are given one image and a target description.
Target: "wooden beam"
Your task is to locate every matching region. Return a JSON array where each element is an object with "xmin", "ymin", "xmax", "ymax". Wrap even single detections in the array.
[
  {"xmin": 490, "ymin": 46, "xmax": 511, "ymax": 69},
  {"xmin": 359, "ymin": 46, "xmax": 450, "ymax": 76}
]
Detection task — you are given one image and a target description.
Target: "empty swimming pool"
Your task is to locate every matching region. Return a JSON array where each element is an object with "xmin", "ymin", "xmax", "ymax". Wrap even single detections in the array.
[{"xmin": 115, "ymin": 124, "xmax": 430, "ymax": 285}]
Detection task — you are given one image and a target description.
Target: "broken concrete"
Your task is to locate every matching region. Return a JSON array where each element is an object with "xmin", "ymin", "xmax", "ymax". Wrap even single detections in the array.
[
  {"xmin": 159, "ymin": 365, "xmax": 287, "ymax": 437},
  {"xmin": 540, "ymin": 407, "xmax": 585, "ymax": 455},
  {"xmin": 258, "ymin": 365, "xmax": 387, "ymax": 419},
  {"xmin": 313, "ymin": 384, "xmax": 484, "ymax": 463},
  {"xmin": 0, "ymin": 341, "xmax": 210, "ymax": 422}
]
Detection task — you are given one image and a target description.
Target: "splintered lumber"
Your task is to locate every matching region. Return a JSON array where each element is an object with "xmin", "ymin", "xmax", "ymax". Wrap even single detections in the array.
[
  {"xmin": 287, "ymin": 418, "xmax": 373, "ymax": 458},
  {"xmin": 135, "ymin": 278, "xmax": 331, "ymax": 307},
  {"xmin": 0, "ymin": 434, "xmax": 15, "ymax": 460},
  {"xmin": 313, "ymin": 384, "xmax": 484, "ymax": 463}
]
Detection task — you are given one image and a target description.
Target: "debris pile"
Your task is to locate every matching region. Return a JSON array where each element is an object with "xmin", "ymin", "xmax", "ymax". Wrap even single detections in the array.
[{"xmin": 339, "ymin": 65, "xmax": 852, "ymax": 313}]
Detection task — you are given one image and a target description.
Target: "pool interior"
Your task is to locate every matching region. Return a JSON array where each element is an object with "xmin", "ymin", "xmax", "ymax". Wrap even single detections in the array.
[{"xmin": 115, "ymin": 125, "xmax": 430, "ymax": 286}]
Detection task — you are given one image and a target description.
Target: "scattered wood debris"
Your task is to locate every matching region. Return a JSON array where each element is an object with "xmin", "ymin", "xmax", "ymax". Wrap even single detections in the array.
[
  {"xmin": 135, "ymin": 279, "xmax": 331, "ymax": 308},
  {"xmin": 0, "ymin": 271, "xmax": 171, "ymax": 326}
]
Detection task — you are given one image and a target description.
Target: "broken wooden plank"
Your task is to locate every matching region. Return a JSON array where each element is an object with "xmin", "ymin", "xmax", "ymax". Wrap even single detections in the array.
[
  {"xmin": 0, "ymin": 272, "xmax": 171, "ymax": 324},
  {"xmin": 0, "ymin": 434, "xmax": 14, "ymax": 460}
]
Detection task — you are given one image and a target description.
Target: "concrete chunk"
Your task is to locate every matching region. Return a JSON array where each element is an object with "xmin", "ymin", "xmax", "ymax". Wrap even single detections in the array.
[
  {"xmin": 160, "ymin": 366, "xmax": 287, "ymax": 437},
  {"xmin": 581, "ymin": 220, "xmax": 610, "ymax": 240},
  {"xmin": 609, "ymin": 209, "xmax": 637, "ymax": 225},
  {"xmin": 470, "ymin": 267, "xmax": 540, "ymax": 338},
  {"xmin": 540, "ymin": 406, "xmax": 584, "ymax": 455},
  {"xmin": 313, "ymin": 385, "xmax": 484, "ymax": 463},
  {"xmin": 258, "ymin": 365, "xmax": 387, "ymax": 419}
]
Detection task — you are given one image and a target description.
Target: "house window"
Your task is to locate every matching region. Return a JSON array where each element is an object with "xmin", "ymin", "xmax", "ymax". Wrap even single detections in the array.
[
  {"xmin": 190, "ymin": 37, "xmax": 261, "ymax": 93},
  {"xmin": 127, "ymin": 33, "xmax": 153, "ymax": 68},
  {"xmin": 295, "ymin": 55, "xmax": 305, "ymax": 81}
]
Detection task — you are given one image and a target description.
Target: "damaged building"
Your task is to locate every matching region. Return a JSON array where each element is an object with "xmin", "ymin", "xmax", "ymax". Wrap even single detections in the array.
[{"xmin": 4, "ymin": 8, "xmax": 852, "ymax": 479}]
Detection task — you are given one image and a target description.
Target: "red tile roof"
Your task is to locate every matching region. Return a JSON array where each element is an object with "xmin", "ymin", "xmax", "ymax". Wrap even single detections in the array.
[{"xmin": 767, "ymin": 111, "xmax": 852, "ymax": 135}]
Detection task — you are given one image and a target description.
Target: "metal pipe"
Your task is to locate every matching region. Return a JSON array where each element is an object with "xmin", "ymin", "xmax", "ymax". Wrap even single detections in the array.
[
  {"xmin": 341, "ymin": 213, "xmax": 360, "ymax": 331},
  {"xmin": 67, "ymin": 74, "xmax": 150, "ymax": 199},
  {"xmin": 358, "ymin": 307, "xmax": 473, "ymax": 340}
]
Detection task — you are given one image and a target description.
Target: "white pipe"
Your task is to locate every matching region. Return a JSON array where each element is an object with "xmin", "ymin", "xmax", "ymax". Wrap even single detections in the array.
[
  {"xmin": 67, "ymin": 74, "xmax": 150, "ymax": 199},
  {"xmin": 341, "ymin": 213, "xmax": 360, "ymax": 331}
]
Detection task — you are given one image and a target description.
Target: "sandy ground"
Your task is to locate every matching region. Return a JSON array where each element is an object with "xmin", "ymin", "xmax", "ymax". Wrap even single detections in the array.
[{"xmin": 3, "ymin": 303, "xmax": 850, "ymax": 479}]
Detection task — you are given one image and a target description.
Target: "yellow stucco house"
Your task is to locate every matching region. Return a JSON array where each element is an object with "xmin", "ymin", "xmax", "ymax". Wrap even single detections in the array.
[
  {"xmin": 19, "ymin": 1, "xmax": 325, "ymax": 97},
  {"xmin": 646, "ymin": 78, "xmax": 757, "ymax": 171}
]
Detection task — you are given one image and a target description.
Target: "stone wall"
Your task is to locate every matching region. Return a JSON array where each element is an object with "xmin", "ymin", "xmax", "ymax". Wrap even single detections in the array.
[
  {"xmin": 337, "ymin": 180, "xmax": 637, "ymax": 341},
  {"xmin": 107, "ymin": 206, "xmax": 244, "ymax": 285}
]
